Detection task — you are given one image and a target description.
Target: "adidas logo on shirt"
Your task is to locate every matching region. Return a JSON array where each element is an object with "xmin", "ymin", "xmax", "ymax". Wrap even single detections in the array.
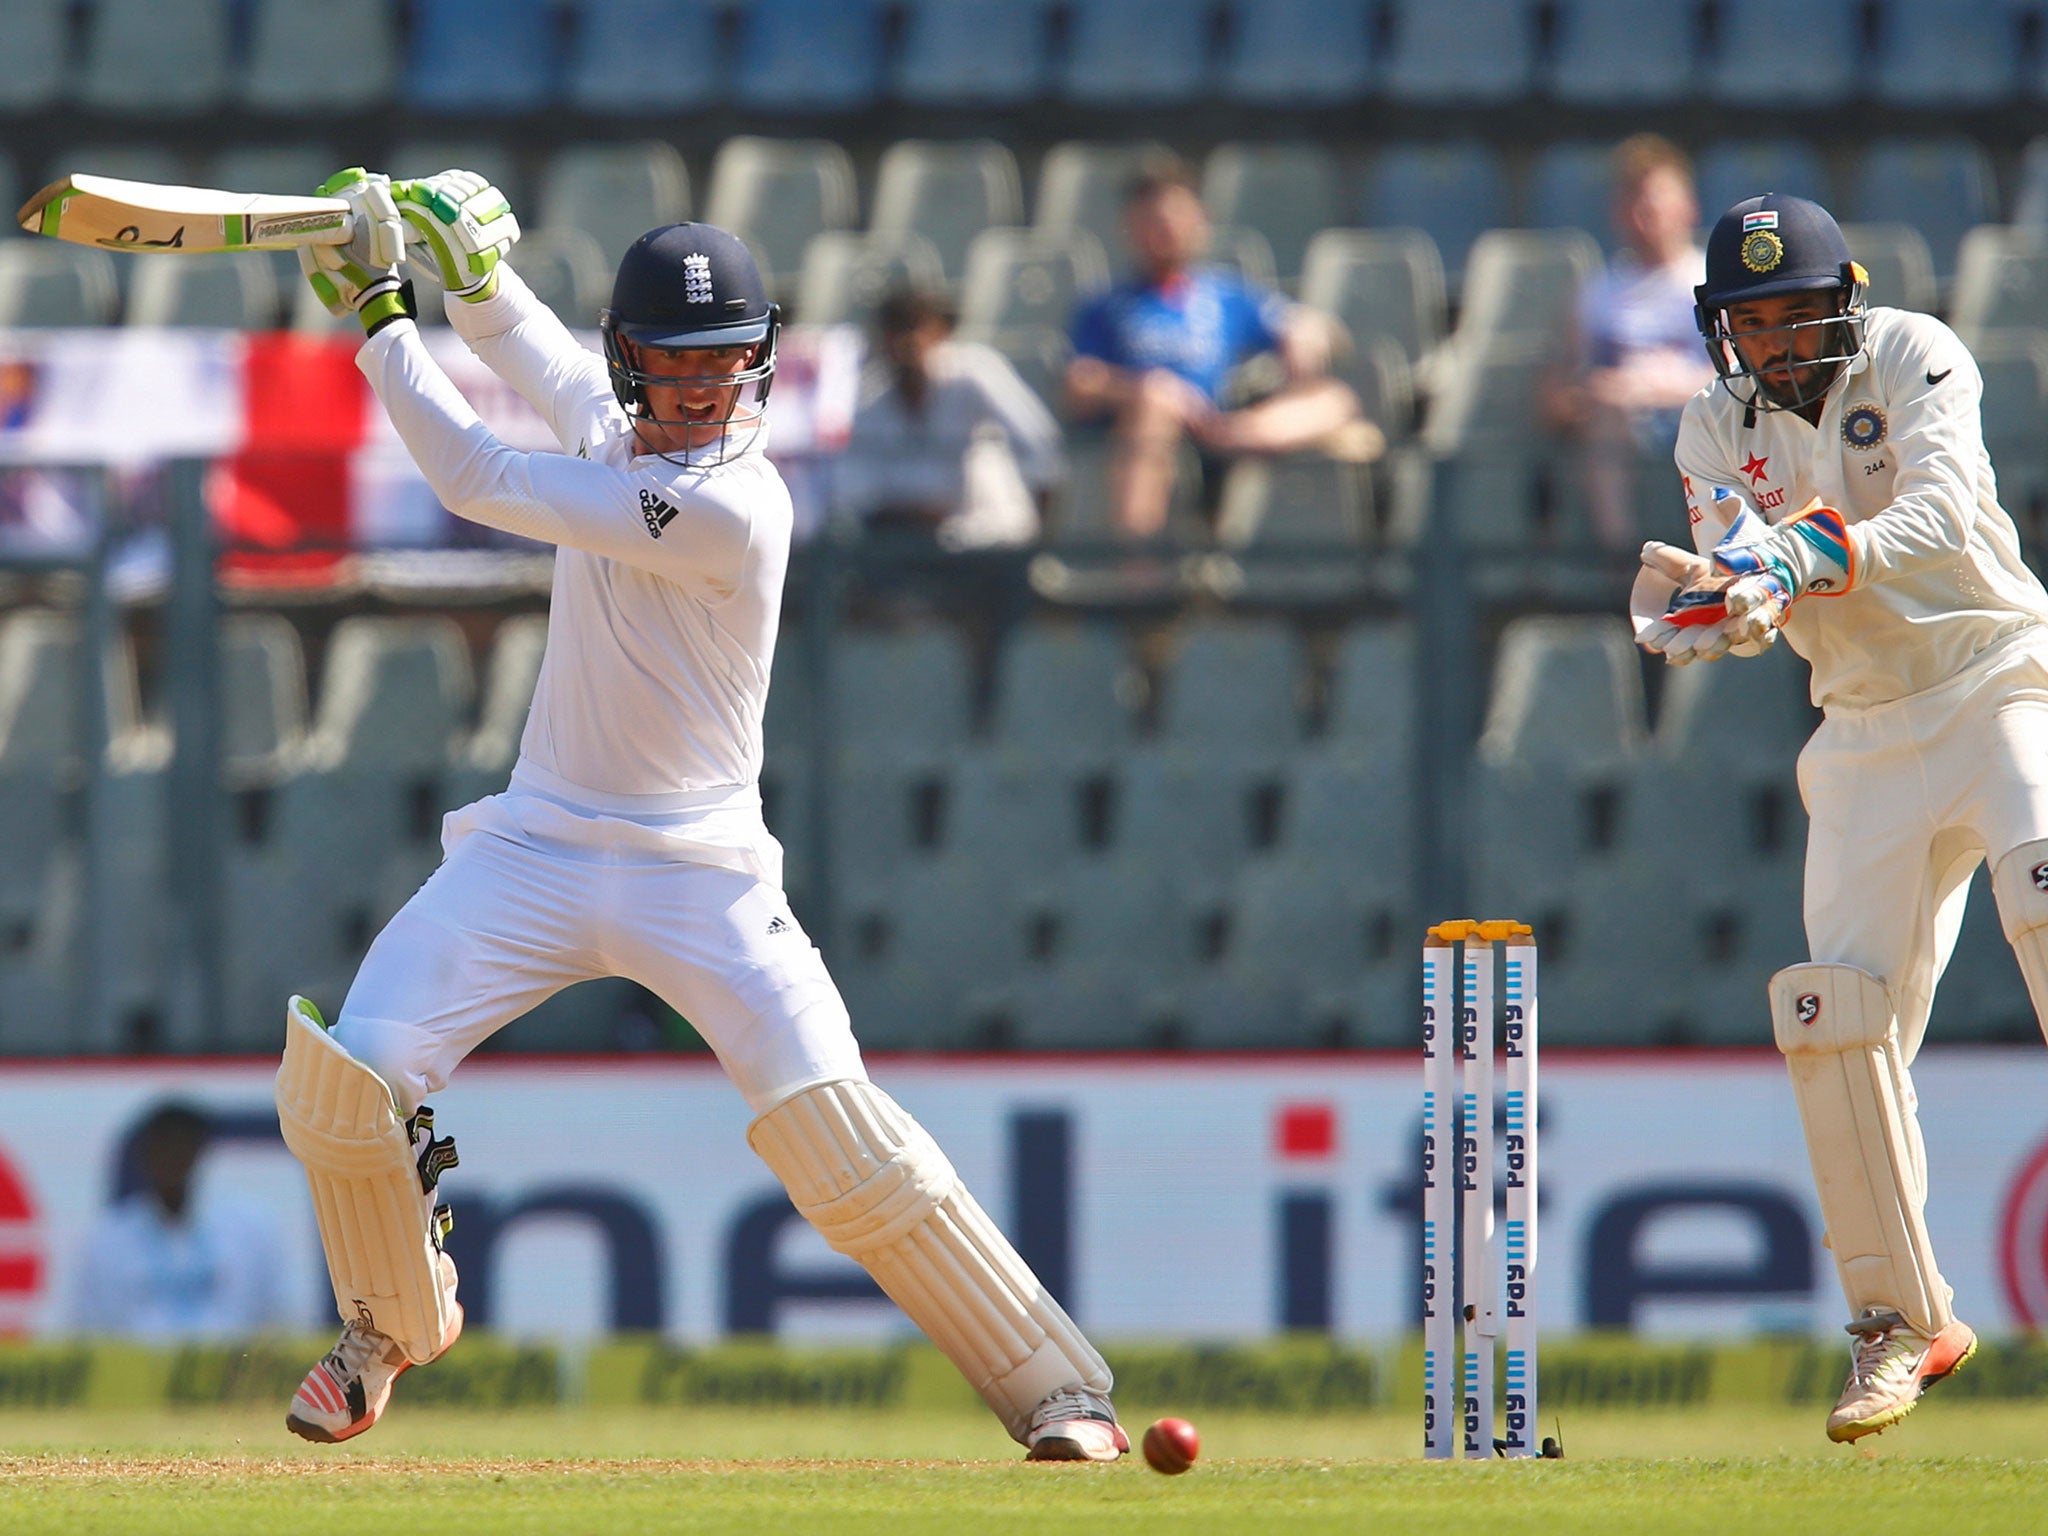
[
  {"xmin": 640, "ymin": 488, "xmax": 681, "ymax": 538},
  {"xmin": 766, "ymin": 914, "xmax": 791, "ymax": 935}
]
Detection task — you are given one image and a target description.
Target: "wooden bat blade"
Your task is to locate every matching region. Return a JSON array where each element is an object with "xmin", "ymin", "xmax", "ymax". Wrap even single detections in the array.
[{"xmin": 17, "ymin": 174, "xmax": 358, "ymax": 252}]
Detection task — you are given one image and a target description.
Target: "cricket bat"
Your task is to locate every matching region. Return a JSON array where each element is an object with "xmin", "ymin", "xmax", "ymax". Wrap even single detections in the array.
[{"xmin": 17, "ymin": 173, "xmax": 397, "ymax": 253}]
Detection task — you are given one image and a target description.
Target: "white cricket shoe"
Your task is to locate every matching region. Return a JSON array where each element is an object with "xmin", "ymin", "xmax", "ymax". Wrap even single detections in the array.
[
  {"xmin": 1826, "ymin": 1307, "xmax": 1977, "ymax": 1443},
  {"xmin": 1024, "ymin": 1386, "xmax": 1130, "ymax": 1462},
  {"xmin": 286, "ymin": 1258, "xmax": 463, "ymax": 1444}
]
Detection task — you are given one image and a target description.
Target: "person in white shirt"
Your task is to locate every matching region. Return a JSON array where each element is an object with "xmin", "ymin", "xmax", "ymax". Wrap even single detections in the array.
[
  {"xmin": 1635, "ymin": 192, "xmax": 2048, "ymax": 1443},
  {"xmin": 1544, "ymin": 134, "xmax": 1715, "ymax": 547},
  {"xmin": 71, "ymin": 1104, "xmax": 289, "ymax": 1341},
  {"xmin": 269, "ymin": 168, "xmax": 1126, "ymax": 1463},
  {"xmin": 838, "ymin": 287, "xmax": 1062, "ymax": 550}
]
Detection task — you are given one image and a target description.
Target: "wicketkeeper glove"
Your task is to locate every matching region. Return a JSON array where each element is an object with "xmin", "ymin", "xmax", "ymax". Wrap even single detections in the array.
[
  {"xmin": 298, "ymin": 168, "xmax": 415, "ymax": 335},
  {"xmin": 393, "ymin": 170, "xmax": 520, "ymax": 302},
  {"xmin": 1636, "ymin": 489, "xmax": 1847, "ymax": 665}
]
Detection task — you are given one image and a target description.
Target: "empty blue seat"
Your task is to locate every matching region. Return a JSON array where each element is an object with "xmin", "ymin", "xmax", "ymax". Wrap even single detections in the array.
[
  {"xmin": 1525, "ymin": 142, "xmax": 1614, "ymax": 247},
  {"xmin": 1695, "ymin": 141, "xmax": 1830, "ymax": 227},
  {"xmin": 735, "ymin": 0, "xmax": 883, "ymax": 111},
  {"xmin": 1705, "ymin": 0, "xmax": 1861, "ymax": 106},
  {"xmin": 407, "ymin": 0, "xmax": 555, "ymax": 113},
  {"xmin": 1060, "ymin": 0, "xmax": 1214, "ymax": 104},
  {"xmin": 1846, "ymin": 138, "xmax": 1997, "ymax": 283},
  {"xmin": 1221, "ymin": 0, "xmax": 1374, "ymax": 105},
  {"xmin": 1877, "ymin": 0, "xmax": 2021, "ymax": 106},
  {"xmin": 568, "ymin": 0, "xmax": 723, "ymax": 113},
  {"xmin": 79, "ymin": 0, "xmax": 231, "ymax": 115},
  {"xmin": 0, "ymin": 0, "xmax": 67, "ymax": 113},
  {"xmin": 1548, "ymin": 0, "xmax": 1696, "ymax": 103},
  {"xmin": 1361, "ymin": 142, "xmax": 1508, "ymax": 287},
  {"xmin": 1381, "ymin": 0, "xmax": 1536, "ymax": 103},
  {"xmin": 894, "ymin": 0, "xmax": 1051, "ymax": 105}
]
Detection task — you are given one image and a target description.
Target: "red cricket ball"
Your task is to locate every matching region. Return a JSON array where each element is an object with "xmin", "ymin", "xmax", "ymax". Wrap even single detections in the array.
[{"xmin": 1142, "ymin": 1417, "xmax": 1199, "ymax": 1475}]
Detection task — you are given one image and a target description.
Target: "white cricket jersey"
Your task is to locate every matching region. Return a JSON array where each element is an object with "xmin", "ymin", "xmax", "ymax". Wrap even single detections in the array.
[
  {"xmin": 354, "ymin": 268, "xmax": 792, "ymax": 806},
  {"xmin": 1674, "ymin": 306, "xmax": 2048, "ymax": 710}
]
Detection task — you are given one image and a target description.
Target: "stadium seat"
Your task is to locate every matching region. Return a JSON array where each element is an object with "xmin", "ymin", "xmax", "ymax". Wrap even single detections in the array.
[
  {"xmin": 1155, "ymin": 618, "xmax": 1307, "ymax": 765},
  {"xmin": 1060, "ymin": 0, "xmax": 1215, "ymax": 104},
  {"xmin": 1213, "ymin": 456, "xmax": 1371, "ymax": 553},
  {"xmin": 834, "ymin": 858, "xmax": 1033, "ymax": 1047},
  {"xmin": 1206, "ymin": 226, "xmax": 1278, "ymax": 290},
  {"xmin": 1652, "ymin": 636, "xmax": 1816, "ymax": 769},
  {"xmin": 893, "ymin": 0, "xmax": 1052, "ymax": 106},
  {"xmin": 0, "ymin": 245, "xmax": 119, "ymax": 327},
  {"xmin": 1299, "ymin": 228, "xmax": 1449, "ymax": 369},
  {"xmin": 957, "ymin": 227, "xmax": 1111, "ymax": 340},
  {"xmin": 1846, "ymin": 139, "xmax": 1998, "ymax": 284},
  {"xmin": 1875, "ymin": 0, "xmax": 2022, "ymax": 106},
  {"xmin": 1546, "ymin": 0, "xmax": 1696, "ymax": 103},
  {"xmin": 1950, "ymin": 227, "xmax": 2048, "ymax": 338},
  {"xmin": 567, "ymin": 0, "xmax": 724, "ymax": 114},
  {"xmin": 830, "ymin": 626, "xmax": 975, "ymax": 768},
  {"xmin": 1973, "ymin": 331, "xmax": 2048, "ymax": 484},
  {"xmin": 1381, "ymin": 0, "xmax": 1537, "ymax": 103},
  {"xmin": 945, "ymin": 751, "xmax": 1085, "ymax": 881},
  {"xmin": 1694, "ymin": 141, "xmax": 1831, "ymax": 226},
  {"xmin": 1360, "ymin": 143, "xmax": 1508, "ymax": 288},
  {"xmin": 1480, "ymin": 615, "xmax": 1646, "ymax": 769},
  {"xmin": 405, "ymin": 0, "xmax": 556, "ymax": 113},
  {"xmin": 734, "ymin": 0, "xmax": 884, "ymax": 111},
  {"xmin": 1221, "ymin": 0, "xmax": 1375, "ymax": 105},
  {"xmin": 0, "ymin": 611, "xmax": 142, "ymax": 772},
  {"xmin": 1525, "ymin": 142, "xmax": 1614, "ymax": 248},
  {"xmin": 512, "ymin": 228, "xmax": 611, "ymax": 324},
  {"xmin": 1201, "ymin": 143, "xmax": 1344, "ymax": 284},
  {"xmin": 302, "ymin": 618, "xmax": 474, "ymax": 771},
  {"xmin": 988, "ymin": 327, "xmax": 1074, "ymax": 414},
  {"xmin": 1421, "ymin": 337, "xmax": 1549, "ymax": 457},
  {"xmin": 1322, "ymin": 621, "xmax": 1417, "ymax": 768},
  {"xmin": 126, "ymin": 254, "xmax": 282, "ymax": 329},
  {"xmin": 1033, "ymin": 141, "xmax": 1174, "ymax": 272},
  {"xmin": 1453, "ymin": 230, "xmax": 1602, "ymax": 355},
  {"xmin": 2016, "ymin": 137, "xmax": 2048, "ymax": 229},
  {"xmin": 1704, "ymin": 0, "xmax": 1862, "ymax": 106},
  {"xmin": 704, "ymin": 138, "xmax": 859, "ymax": 296},
  {"xmin": 793, "ymin": 231, "xmax": 947, "ymax": 328},
  {"xmin": 539, "ymin": 142, "xmax": 692, "ymax": 272},
  {"xmin": 0, "ymin": 1, "xmax": 69, "ymax": 113},
  {"xmin": 220, "ymin": 614, "xmax": 309, "ymax": 783},
  {"xmin": 868, "ymin": 141, "xmax": 1025, "ymax": 283},
  {"xmin": 1838, "ymin": 224, "xmax": 1937, "ymax": 315},
  {"xmin": 987, "ymin": 621, "xmax": 1139, "ymax": 765},
  {"xmin": 78, "ymin": 0, "xmax": 230, "ymax": 115},
  {"xmin": 246, "ymin": 0, "xmax": 396, "ymax": 112}
]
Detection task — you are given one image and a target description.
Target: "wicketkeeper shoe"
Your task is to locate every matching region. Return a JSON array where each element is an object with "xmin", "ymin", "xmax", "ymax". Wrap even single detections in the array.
[
  {"xmin": 1826, "ymin": 1307, "xmax": 1977, "ymax": 1443},
  {"xmin": 1024, "ymin": 1386, "xmax": 1130, "ymax": 1462},
  {"xmin": 286, "ymin": 1257, "xmax": 464, "ymax": 1444}
]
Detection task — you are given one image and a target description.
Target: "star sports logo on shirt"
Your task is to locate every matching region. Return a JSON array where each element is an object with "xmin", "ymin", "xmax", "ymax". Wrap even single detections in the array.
[
  {"xmin": 683, "ymin": 254, "xmax": 714, "ymax": 305},
  {"xmin": 640, "ymin": 488, "xmax": 681, "ymax": 538}
]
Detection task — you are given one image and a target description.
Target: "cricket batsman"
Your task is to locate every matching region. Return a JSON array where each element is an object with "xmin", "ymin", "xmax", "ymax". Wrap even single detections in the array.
[
  {"xmin": 1635, "ymin": 193, "xmax": 2048, "ymax": 1441},
  {"xmin": 271, "ymin": 168, "xmax": 1127, "ymax": 1461}
]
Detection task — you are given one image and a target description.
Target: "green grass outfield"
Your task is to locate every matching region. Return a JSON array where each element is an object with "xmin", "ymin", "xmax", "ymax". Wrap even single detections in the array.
[{"xmin": 5, "ymin": 1401, "xmax": 2047, "ymax": 1536}]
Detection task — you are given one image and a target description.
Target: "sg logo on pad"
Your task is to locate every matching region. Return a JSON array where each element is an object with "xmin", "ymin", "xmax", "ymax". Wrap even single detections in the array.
[
  {"xmin": 1796, "ymin": 994, "xmax": 1822, "ymax": 1026},
  {"xmin": 2031, "ymin": 862, "xmax": 2048, "ymax": 892}
]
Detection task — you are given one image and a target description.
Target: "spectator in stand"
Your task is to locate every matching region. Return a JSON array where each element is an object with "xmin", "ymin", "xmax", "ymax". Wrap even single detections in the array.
[
  {"xmin": 836, "ymin": 287, "xmax": 1063, "ymax": 550},
  {"xmin": 1544, "ymin": 134, "xmax": 1715, "ymax": 548},
  {"xmin": 1065, "ymin": 155, "xmax": 1377, "ymax": 540},
  {"xmin": 70, "ymin": 1103, "xmax": 291, "ymax": 1341}
]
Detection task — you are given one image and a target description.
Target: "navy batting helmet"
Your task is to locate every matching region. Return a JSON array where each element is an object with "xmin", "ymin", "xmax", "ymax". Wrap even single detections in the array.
[
  {"xmin": 1695, "ymin": 194, "xmax": 1868, "ymax": 414},
  {"xmin": 600, "ymin": 223, "xmax": 779, "ymax": 448}
]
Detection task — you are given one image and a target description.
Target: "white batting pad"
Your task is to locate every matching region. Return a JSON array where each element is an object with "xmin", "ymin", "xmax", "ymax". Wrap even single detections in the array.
[
  {"xmin": 275, "ymin": 996, "xmax": 459, "ymax": 1365},
  {"xmin": 1993, "ymin": 840, "xmax": 2048, "ymax": 1031},
  {"xmin": 748, "ymin": 1079, "xmax": 1111, "ymax": 1442},
  {"xmin": 1771, "ymin": 963, "xmax": 1954, "ymax": 1336}
]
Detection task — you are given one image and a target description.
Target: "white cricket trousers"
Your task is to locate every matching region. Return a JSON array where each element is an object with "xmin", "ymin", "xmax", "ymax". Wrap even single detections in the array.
[
  {"xmin": 1800, "ymin": 626, "xmax": 2048, "ymax": 1060},
  {"xmin": 332, "ymin": 787, "xmax": 867, "ymax": 1115}
]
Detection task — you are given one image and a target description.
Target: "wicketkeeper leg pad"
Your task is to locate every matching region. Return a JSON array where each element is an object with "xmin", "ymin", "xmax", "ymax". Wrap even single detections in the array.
[
  {"xmin": 748, "ymin": 1079, "xmax": 1111, "ymax": 1443},
  {"xmin": 1993, "ymin": 839, "xmax": 2048, "ymax": 1031},
  {"xmin": 1771, "ymin": 963, "xmax": 1954, "ymax": 1336},
  {"xmin": 276, "ymin": 996, "xmax": 461, "ymax": 1365}
]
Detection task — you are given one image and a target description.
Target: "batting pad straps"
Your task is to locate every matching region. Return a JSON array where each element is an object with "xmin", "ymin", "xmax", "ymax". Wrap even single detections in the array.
[
  {"xmin": 748, "ymin": 1080, "xmax": 1111, "ymax": 1443},
  {"xmin": 1771, "ymin": 964, "xmax": 1954, "ymax": 1336},
  {"xmin": 1993, "ymin": 841, "xmax": 2048, "ymax": 1030},
  {"xmin": 275, "ymin": 996, "xmax": 459, "ymax": 1365}
]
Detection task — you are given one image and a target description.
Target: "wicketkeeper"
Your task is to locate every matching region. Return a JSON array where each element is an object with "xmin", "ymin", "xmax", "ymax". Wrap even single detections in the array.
[
  {"xmin": 273, "ymin": 168, "xmax": 1127, "ymax": 1461},
  {"xmin": 1635, "ymin": 193, "xmax": 2048, "ymax": 1441}
]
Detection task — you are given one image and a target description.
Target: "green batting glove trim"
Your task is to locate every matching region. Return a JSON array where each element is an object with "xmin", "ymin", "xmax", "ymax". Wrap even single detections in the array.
[
  {"xmin": 317, "ymin": 166, "xmax": 372, "ymax": 197},
  {"xmin": 359, "ymin": 284, "xmax": 415, "ymax": 336},
  {"xmin": 458, "ymin": 270, "xmax": 501, "ymax": 304},
  {"xmin": 307, "ymin": 269, "xmax": 344, "ymax": 312}
]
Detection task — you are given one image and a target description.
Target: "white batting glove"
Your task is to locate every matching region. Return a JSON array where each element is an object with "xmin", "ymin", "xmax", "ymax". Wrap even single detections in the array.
[
  {"xmin": 394, "ymin": 170, "xmax": 520, "ymax": 302},
  {"xmin": 298, "ymin": 168, "xmax": 412, "ymax": 332}
]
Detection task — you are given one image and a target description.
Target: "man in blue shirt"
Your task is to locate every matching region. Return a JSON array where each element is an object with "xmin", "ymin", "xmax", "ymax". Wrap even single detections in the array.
[{"xmin": 1066, "ymin": 157, "xmax": 1374, "ymax": 539}]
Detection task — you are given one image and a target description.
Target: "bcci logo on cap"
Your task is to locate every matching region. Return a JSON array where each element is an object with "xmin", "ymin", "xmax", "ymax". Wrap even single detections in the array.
[
  {"xmin": 1796, "ymin": 993, "xmax": 1821, "ymax": 1026},
  {"xmin": 1741, "ymin": 229, "xmax": 1785, "ymax": 274}
]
